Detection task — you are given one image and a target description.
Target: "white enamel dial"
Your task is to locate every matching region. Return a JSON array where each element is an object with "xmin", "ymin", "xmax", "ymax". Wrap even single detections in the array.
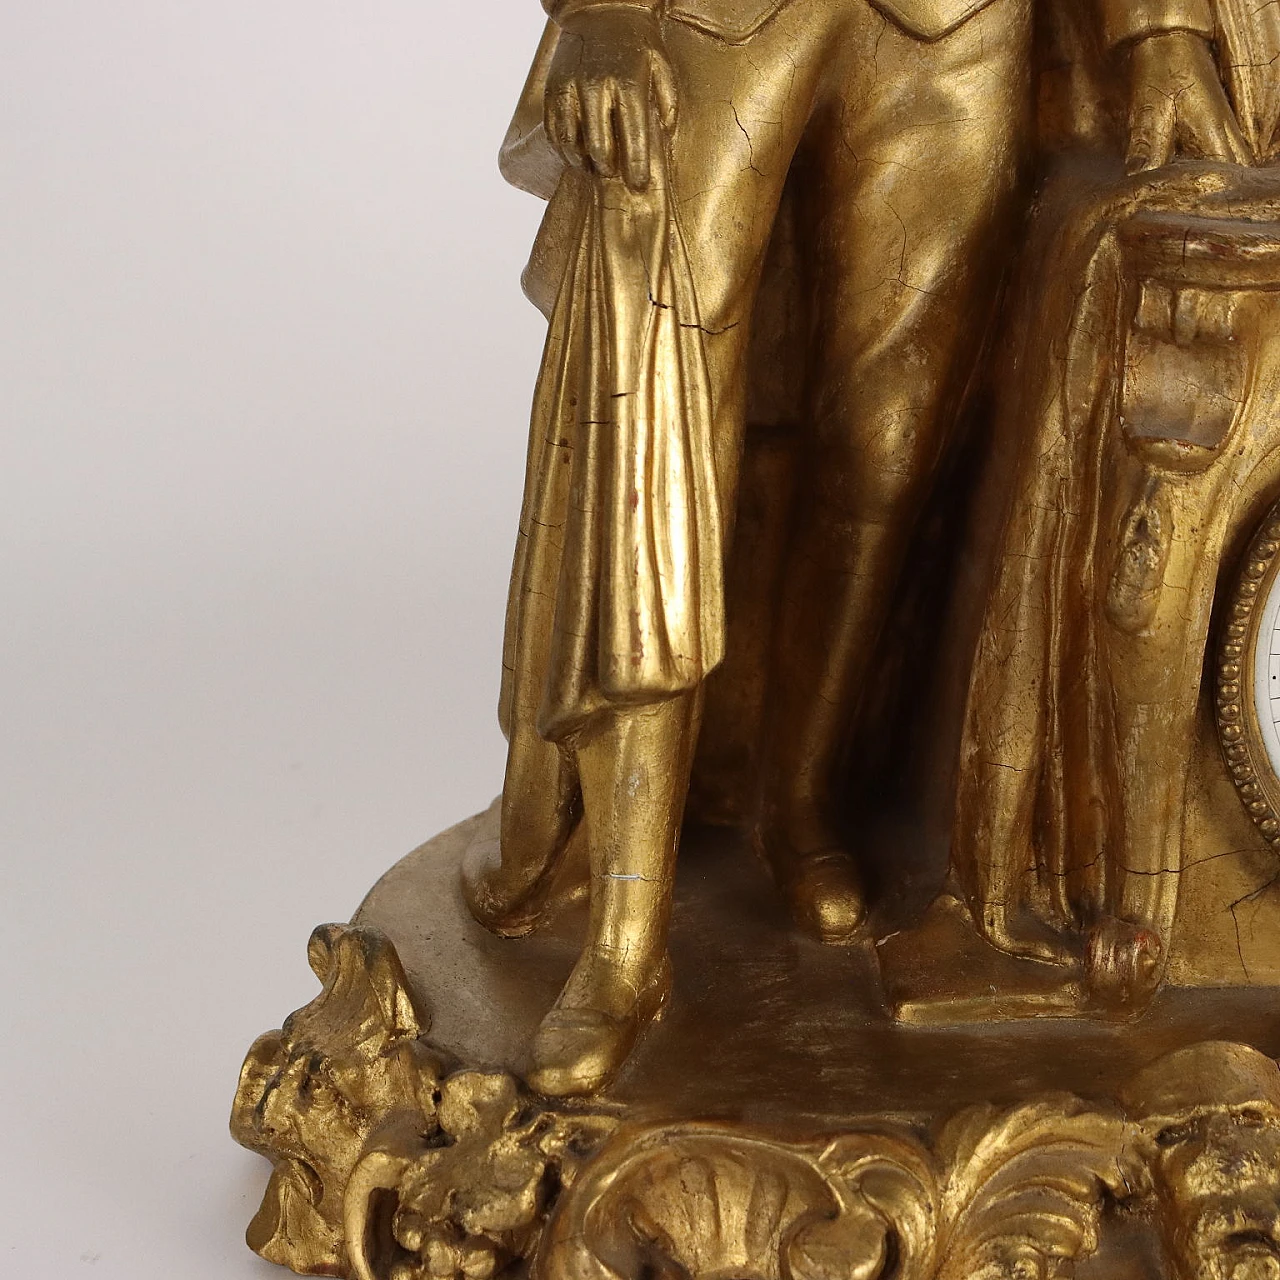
[
  {"xmin": 1255, "ymin": 560, "xmax": 1280, "ymax": 781},
  {"xmin": 1221, "ymin": 509, "xmax": 1280, "ymax": 845}
]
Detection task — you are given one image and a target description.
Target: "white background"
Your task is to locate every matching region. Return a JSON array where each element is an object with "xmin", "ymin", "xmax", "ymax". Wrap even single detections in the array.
[{"xmin": 0, "ymin": 3, "xmax": 549, "ymax": 1274}]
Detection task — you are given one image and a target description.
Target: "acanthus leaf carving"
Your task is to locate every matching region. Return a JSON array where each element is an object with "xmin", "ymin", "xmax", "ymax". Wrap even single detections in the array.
[{"xmin": 931, "ymin": 1096, "xmax": 1143, "ymax": 1280}]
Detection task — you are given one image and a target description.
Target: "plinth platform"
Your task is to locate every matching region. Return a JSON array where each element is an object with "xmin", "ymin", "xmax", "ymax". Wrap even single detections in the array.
[{"xmin": 354, "ymin": 802, "xmax": 1280, "ymax": 1130}]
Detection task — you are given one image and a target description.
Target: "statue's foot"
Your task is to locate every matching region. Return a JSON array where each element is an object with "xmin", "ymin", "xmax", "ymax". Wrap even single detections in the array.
[
  {"xmin": 786, "ymin": 850, "xmax": 867, "ymax": 944},
  {"xmin": 462, "ymin": 819, "xmax": 587, "ymax": 939},
  {"xmin": 1085, "ymin": 917, "xmax": 1162, "ymax": 1018},
  {"xmin": 976, "ymin": 902, "xmax": 1076, "ymax": 968},
  {"xmin": 760, "ymin": 823, "xmax": 866, "ymax": 944},
  {"xmin": 527, "ymin": 951, "xmax": 672, "ymax": 1098}
]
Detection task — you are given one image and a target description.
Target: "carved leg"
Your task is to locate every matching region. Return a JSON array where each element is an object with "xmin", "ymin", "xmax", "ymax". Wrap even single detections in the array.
[
  {"xmin": 1090, "ymin": 458, "xmax": 1230, "ymax": 1011},
  {"xmin": 463, "ymin": 712, "xmax": 583, "ymax": 940},
  {"xmin": 529, "ymin": 694, "xmax": 697, "ymax": 1097},
  {"xmin": 1088, "ymin": 504, "xmax": 1218, "ymax": 1013},
  {"xmin": 762, "ymin": 8, "xmax": 1030, "ymax": 942},
  {"xmin": 951, "ymin": 449, "xmax": 1079, "ymax": 969},
  {"xmin": 1084, "ymin": 260, "xmax": 1255, "ymax": 1012}
]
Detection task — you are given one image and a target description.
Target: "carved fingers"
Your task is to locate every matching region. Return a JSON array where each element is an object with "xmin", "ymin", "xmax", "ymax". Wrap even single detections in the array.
[
  {"xmin": 1125, "ymin": 31, "xmax": 1252, "ymax": 174},
  {"xmin": 544, "ymin": 8, "xmax": 677, "ymax": 192}
]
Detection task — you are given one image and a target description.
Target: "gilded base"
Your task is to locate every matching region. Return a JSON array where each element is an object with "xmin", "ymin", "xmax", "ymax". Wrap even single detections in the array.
[{"xmin": 234, "ymin": 809, "xmax": 1280, "ymax": 1280}]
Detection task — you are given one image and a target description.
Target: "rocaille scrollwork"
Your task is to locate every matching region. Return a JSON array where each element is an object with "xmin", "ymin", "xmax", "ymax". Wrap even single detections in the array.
[{"xmin": 233, "ymin": 926, "xmax": 1280, "ymax": 1280}]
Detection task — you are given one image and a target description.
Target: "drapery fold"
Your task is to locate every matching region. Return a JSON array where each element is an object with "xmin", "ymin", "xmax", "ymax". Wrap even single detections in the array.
[
  {"xmin": 1216, "ymin": 0, "xmax": 1280, "ymax": 163},
  {"xmin": 499, "ymin": 153, "xmax": 724, "ymax": 745}
]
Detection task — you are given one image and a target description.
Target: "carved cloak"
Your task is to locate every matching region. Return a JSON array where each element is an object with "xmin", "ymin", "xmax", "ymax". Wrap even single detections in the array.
[{"xmin": 497, "ymin": 158, "xmax": 724, "ymax": 744}]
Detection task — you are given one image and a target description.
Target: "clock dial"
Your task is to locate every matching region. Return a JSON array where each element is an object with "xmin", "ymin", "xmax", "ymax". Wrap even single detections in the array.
[
  {"xmin": 1218, "ymin": 507, "xmax": 1280, "ymax": 847},
  {"xmin": 1257, "ymin": 567, "xmax": 1280, "ymax": 782}
]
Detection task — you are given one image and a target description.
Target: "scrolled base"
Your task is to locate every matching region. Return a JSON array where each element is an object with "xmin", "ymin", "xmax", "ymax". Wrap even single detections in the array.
[
  {"xmin": 232, "ymin": 817, "xmax": 1280, "ymax": 1280},
  {"xmin": 233, "ymin": 935, "xmax": 1280, "ymax": 1280}
]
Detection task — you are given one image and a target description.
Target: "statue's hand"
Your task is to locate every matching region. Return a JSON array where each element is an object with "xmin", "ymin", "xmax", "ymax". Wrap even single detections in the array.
[
  {"xmin": 544, "ymin": 6, "xmax": 678, "ymax": 192},
  {"xmin": 1125, "ymin": 31, "xmax": 1251, "ymax": 173}
]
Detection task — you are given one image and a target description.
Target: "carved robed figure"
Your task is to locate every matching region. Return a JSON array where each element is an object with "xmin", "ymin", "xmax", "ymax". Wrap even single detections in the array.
[
  {"xmin": 230, "ymin": 1, "xmax": 1280, "ymax": 1275},
  {"xmin": 457, "ymin": 0, "xmax": 1253, "ymax": 1094}
]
